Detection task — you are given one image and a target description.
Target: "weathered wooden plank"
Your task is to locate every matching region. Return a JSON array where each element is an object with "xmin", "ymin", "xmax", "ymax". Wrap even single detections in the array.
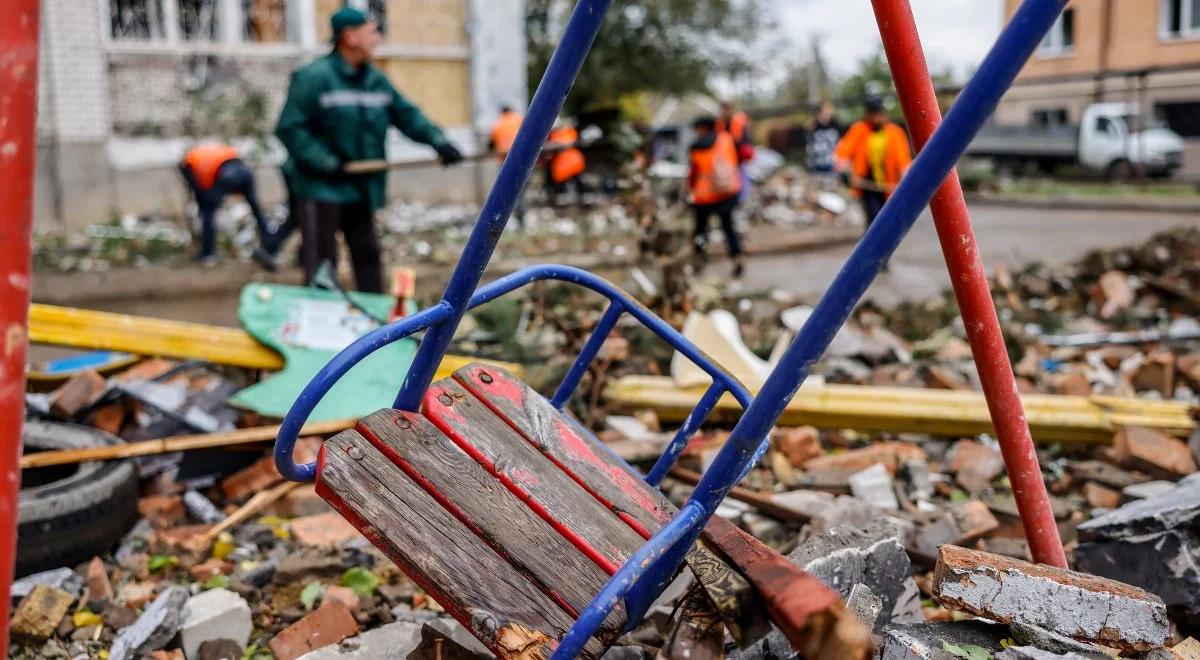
[
  {"xmin": 317, "ymin": 430, "xmax": 605, "ymax": 659},
  {"xmin": 454, "ymin": 364, "xmax": 673, "ymax": 537},
  {"xmin": 422, "ymin": 378, "xmax": 647, "ymax": 573},
  {"xmin": 356, "ymin": 409, "xmax": 627, "ymax": 640}
]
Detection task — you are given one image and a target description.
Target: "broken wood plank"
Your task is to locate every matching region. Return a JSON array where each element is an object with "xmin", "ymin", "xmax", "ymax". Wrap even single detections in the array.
[
  {"xmin": 455, "ymin": 363, "xmax": 673, "ymax": 536},
  {"xmin": 670, "ymin": 467, "xmax": 812, "ymax": 523},
  {"xmin": 317, "ymin": 430, "xmax": 606, "ymax": 659},
  {"xmin": 20, "ymin": 419, "xmax": 357, "ymax": 469},
  {"xmin": 355, "ymin": 409, "xmax": 626, "ymax": 639},
  {"xmin": 605, "ymin": 375, "xmax": 1194, "ymax": 444},
  {"xmin": 701, "ymin": 516, "xmax": 873, "ymax": 659},
  {"xmin": 422, "ymin": 378, "xmax": 647, "ymax": 572}
]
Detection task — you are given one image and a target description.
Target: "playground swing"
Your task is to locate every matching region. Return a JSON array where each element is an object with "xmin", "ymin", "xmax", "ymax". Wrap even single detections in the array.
[{"xmin": 272, "ymin": 0, "xmax": 1071, "ymax": 656}]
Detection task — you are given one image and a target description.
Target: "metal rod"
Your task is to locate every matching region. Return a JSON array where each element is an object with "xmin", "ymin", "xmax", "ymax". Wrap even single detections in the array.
[
  {"xmin": 393, "ymin": 0, "xmax": 614, "ymax": 411},
  {"xmin": 644, "ymin": 383, "xmax": 725, "ymax": 486},
  {"xmin": 0, "ymin": 0, "xmax": 40, "ymax": 649},
  {"xmin": 550, "ymin": 302, "xmax": 625, "ymax": 408},
  {"xmin": 871, "ymin": 0, "xmax": 1067, "ymax": 567}
]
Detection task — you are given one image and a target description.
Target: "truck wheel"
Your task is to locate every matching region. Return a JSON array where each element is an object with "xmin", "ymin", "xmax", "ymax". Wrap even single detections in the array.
[
  {"xmin": 1105, "ymin": 159, "xmax": 1135, "ymax": 182},
  {"xmin": 18, "ymin": 421, "xmax": 139, "ymax": 576}
]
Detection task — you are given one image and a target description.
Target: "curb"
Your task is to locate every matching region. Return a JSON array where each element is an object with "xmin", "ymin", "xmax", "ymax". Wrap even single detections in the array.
[{"xmin": 965, "ymin": 193, "xmax": 1200, "ymax": 215}]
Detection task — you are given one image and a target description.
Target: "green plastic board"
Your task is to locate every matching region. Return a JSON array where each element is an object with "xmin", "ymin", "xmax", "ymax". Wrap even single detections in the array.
[{"xmin": 230, "ymin": 283, "xmax": 415, "ymax": 421}]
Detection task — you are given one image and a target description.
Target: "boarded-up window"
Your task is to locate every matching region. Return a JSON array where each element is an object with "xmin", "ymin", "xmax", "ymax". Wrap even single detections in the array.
[
  {"xmin": 383, "ymin": 0, "xmax": 465, "ymax": 46},
  {"xmin": 378, "ymin": 58, "xmax": 470, "ymax": 126}
]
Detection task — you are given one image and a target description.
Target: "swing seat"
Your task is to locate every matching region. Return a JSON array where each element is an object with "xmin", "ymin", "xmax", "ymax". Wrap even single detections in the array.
[{"xmin": 315, "ymin": 364, "xmax": 681, "ymax": 659}]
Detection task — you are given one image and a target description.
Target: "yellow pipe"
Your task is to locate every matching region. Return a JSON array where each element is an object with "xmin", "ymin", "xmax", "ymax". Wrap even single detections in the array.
[{"xmin": 604, "ymin": 376, "xmax": 1194, "ymax": 444}]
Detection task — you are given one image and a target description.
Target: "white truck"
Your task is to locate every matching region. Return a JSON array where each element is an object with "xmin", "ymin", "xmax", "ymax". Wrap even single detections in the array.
[{"xmin": 967, "ymin": 103, "xmax": 1185, "ymax": 180}]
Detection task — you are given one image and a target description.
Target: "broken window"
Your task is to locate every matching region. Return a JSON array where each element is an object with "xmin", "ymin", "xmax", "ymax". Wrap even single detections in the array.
[
  {"xmin": 243, "ymin": 0, "xmax": 294, "ymax": 42},
  {"xmin": 179, "ymin": 0, "xmax": 220, "ymax": 41},
  {"xmin": 110, "ymin": 0, "xmax": 167, "ymax": 40}
]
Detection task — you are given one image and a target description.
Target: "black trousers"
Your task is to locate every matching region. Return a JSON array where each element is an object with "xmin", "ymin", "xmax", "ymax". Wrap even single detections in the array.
[
  {"xmin": 189, "ymin": 159, "xmax": 271, "ymax": 258},
  {"xmin": 294, "ymin": 197, "xmax": 384, "ymax": 293},
  {"xmin": 692, "ymin": 196, "xmax": 742, "ymax": 258},
  {"xmin": 860, "ymin": 189, "xmax": 887, "ymax": 231}
]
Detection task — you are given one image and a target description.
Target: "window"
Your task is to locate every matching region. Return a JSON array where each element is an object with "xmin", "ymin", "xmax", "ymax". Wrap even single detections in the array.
[
  {"xmin": 1037, "ymin": 8, "xmax": 1074, "ymax": 56},
  {"xmin": 1095, "ymin": 116, "xmax": 1118, "ymax": 136},
  {"xmin": 1162, "ymin": 0, "xmax": 1200, "ymax": 39},
  {"xmin": 1031, "ymin": 108, "xmax": 1069, "ymax": 127},
  {"xmin": 243, "ymin": 0, "xmax": 296, "ymax": 42},
  {"xmin": 179, "ymin": 0, "xmax": 220, "ymax": 41},
  {"xmin": 1156, "ymin": 101, "xmax": 1200, "ymax": 136},
  {"xmin": 110, "ymin": 0, "xmax": 167, "ymax": 40}
]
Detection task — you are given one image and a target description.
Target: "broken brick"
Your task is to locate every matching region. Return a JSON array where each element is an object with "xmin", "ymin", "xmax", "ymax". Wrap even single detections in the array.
[
  {"xmin": 138, "ymin": 494, "xmax": 185, "ymax": 530},
  {"xmin": 222, "ymin": 437, "xmax": 321, "ymax": 501},
  {"xmin": 924, "ymin": 365, "xmax": 970, "ymax": 391},
  {"xmin": 803, "ymin": 442, "xmax": 926, "ymax": 475},
  {"xmin": 84, "ymin": 557, "xmax": 113, "ymax": 610},
  {"xmin": 289, "ymin": 512, "xmax": 362, "ymax": 548},
  {"xmin": 1083, "ymin": 481, "xmax": 1121, "ymax": 509},
  {"xmin": 773, "ymin": 426, "xmax": 822, "ymax": 467},
  {"xmin": 189, "ymin": 558, "xmax": 232, "ymax": 582},
  {"xmin": 947, "ymin": 439, "xmax": 1005, "ymax": 493},
  {"xmin": 87, "ymin": 403, "xmax": 126, "ymax": 435},
  {"xmin": 266, "ymin": 484, "xmax": 332, "ymax": 518},
  {"xmin": 910, "ymin": 500, "xmax": 1000, "ymax": 562},
  {"xmin": 113, "ymin": 358, "xmax": 178, "ymax": 383},
  {"xmin": 1098, "ymin": 270, "xmax": 1133, "ymax": 319},
  {"xmin": 1130, "ymin": 350, "xmax": 1175, "ymax": 397},
  {"xmin": 932, "ymin": 544, "xmax": 1168, "ymax": 652},
  {"xmin": 120, "ymin": 581, "xmax": 159, "ymax": 609},
  {"xmin": 322, "ymin": 585, "xmax": 361, "ymax": 614},
  {"xmin": 268, "ymin": 601, "xmax": 359, "ymax": 660},
  {"xmin": 11, "ymin": 585, "xmax": 74, "ymax": 644},
  {"xmin": 1049, "ymin": 371, "xmax": 1092, "ymax": 396},
  {"xmin": 49, "ymin": 369, "xmax": 108, "ymax": 419},
  {"xmin": 1110, "ymin": 426, "xmax": 1197, "ymax": 479}
]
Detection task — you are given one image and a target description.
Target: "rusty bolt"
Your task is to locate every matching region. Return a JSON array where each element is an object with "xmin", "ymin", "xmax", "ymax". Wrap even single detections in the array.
[
  {"xmin": 348, "ymin": 446, "xmax": 364, "ymax": 460},
  {"xmin": 479, "ymin": 371, "xmax": 493, "ymax": 384},
  {"xmin": 438, "ymin": 393, "xmax": 454, "ymax": 406},
  {"xmin": 396, "ymin": 417, "xmax": 412, "ymax": 430}
]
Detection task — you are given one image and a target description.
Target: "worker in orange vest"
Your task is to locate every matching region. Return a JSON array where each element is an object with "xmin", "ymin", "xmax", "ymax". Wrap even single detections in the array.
[
  {"xmin": 688, "ymin": 116, "xmax": 746, "ymax": 278},
  {"xmin": 834, "ymin": 97, "xmax": 913, "ymax": 232},
  {"xmin": 717, "ymin": 100, "xmax": 754, "ymax": 202},
  {"xmin": 489, "ymin": 105, "xmax": 527, "ymax": 225},
  {"xmin": 489, "ymin": 105, "xmax": 523, "ymax": 161},
  {"xmin": 546, "ymin": 120, "xmax": 586, "ymax": 204},
  {"xmin": 179, "ymin": 142, "xmax": 273, "ymax": 264}
]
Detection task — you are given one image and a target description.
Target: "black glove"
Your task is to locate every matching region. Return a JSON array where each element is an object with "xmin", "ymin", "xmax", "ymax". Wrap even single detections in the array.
[{"xmin": 435, "ymin": 142, "xmax": 464, "ymax": 166}]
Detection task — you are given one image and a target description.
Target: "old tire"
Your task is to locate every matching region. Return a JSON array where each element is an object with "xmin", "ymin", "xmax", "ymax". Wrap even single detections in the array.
[{"xmin": 18, "ymin": 421, "xmax": 139, "ymax": 576}]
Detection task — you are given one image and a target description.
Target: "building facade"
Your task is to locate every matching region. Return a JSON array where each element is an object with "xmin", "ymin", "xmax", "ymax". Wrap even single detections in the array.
[
  {"xmin": 36, "ymin": 0, "xmax": 526, "ymax": 228},
  {"xmin": 998, "ymin": 0, "xmax": 1200, "ymax": 164}
]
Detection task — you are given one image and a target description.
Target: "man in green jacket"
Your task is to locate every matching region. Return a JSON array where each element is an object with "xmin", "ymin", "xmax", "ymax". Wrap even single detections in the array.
[{"xmin": 274, "ymin": 7, "xmax": 463, "ymax": 292}]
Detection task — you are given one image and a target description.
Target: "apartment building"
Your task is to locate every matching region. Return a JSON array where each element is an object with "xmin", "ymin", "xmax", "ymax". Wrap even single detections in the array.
[
  {"xmin": 997, "ymin": 0, "xmax": 1200, "ymax": 148},
  {"xmin": 37, "ymin": 0, "xmax": 526, "ymax": 228}
]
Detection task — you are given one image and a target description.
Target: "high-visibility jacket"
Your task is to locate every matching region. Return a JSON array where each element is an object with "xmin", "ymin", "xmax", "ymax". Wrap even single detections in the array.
[
  {"xmin": 690, "ymin": 131, "xmax": 742, "ymax": 206},
  {"xmin": 490, "ymin": 110, "xmax": 523, "ymax": 158},
  {"xmin": 548, "ymin": 126, "xmax": 585, "ymax": 184},
  {"xmin": 718, "ymin": 111, "xmax": 750, "ymax": 143},
  {"xmin": 183, "ymin": 144, "xmax": 240, "ymax": 192},
  {"xmin": 834, "ymin": 120, "xmax": 912, "ymax": 198}
]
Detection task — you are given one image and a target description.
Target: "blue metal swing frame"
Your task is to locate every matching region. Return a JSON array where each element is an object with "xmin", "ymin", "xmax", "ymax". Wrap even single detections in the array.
[{"xmin": 274, "ymin": 0, "xmax": 1068, "ymax": 655}]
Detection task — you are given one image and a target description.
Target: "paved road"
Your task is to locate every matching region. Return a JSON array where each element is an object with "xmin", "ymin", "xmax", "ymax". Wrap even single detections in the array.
[{"xmin": 738, "ymin": 204, "xmax": 1200, "ymax": 306}]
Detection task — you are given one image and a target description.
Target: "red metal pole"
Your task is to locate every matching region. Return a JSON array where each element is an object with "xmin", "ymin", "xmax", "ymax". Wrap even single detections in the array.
[
  {"xmin": 0, "ymin": 0, "xmax": 41, "ymax": 642},
  {"xmin": 871, "ymin": 0, "xmax": 1068, "ymax": 567}
]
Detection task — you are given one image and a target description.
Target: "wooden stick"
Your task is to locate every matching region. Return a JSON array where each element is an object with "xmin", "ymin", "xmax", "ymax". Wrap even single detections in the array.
[
  {"xmin": 199, "ymin": 480, "xmax": 301, "ymax": 547},
  {"xmin": 669, "ymin": 467, "xmax": 812, "ymax": 523},
  {"xmin": 342, "ymin": 159, "xmax": 391, "ymax": 174},
  {"xmin": 20, "ymin": 419, "xmax": 357, "ymax": 469}
]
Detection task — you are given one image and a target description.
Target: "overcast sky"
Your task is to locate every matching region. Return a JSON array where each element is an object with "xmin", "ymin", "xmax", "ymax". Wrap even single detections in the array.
[{"xmin": 775, "ymin": 0, "xmax": 1006, "ymax": 81}]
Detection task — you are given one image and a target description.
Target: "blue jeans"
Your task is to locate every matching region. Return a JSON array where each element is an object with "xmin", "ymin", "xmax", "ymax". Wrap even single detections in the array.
[{"xmin": 189, "ymin": 159, "xmax": 272, "ymax": 258}]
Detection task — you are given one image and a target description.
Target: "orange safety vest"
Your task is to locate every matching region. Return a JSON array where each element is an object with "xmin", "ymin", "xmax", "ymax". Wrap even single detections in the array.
[
  {"xmin": 833, "ymin": 120, "xmax": 912, "ymax": 198},
  {"xmin": 548, "ymin": 126, "xmax": 585, "ymax": 184},
  {"xmin": 690, "ymin": 132, "xmax": 743, "ymax": 205},
  {"xmin": 718, "ymin": 111, "xmax": 750, "ymax": 143},
  {"xmin": 490, "ymin": 111, "xmax": 523, "ymax": 158},
  {"xmin": 183, "ymin": 143, "xmax": 240, "ymax": 192}
]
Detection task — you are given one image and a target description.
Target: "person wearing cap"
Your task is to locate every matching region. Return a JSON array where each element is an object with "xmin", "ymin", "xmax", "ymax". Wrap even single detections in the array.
[
  {"xmin": 834, "ymin": 97, "xmax": 912, "ymax": 232},
  {"xmin": 274, "ymin": 7, "xmax": 464, "ymax": 293}
]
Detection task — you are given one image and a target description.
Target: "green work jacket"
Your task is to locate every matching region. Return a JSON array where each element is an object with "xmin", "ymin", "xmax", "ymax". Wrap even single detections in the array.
[{"xmin": 275, "ymin": 51, "xmax": 449, "ymax": 210}]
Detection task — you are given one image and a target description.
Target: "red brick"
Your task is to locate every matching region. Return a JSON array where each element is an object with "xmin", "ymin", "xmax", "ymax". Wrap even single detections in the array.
[
  {"xmin": 221, "ymin": 438, "xmax": 320, "ymax": 501},
  {"xmin": 149, "ymin": 651, "xmax": 184, "ymax": 660},
  {"xmin": 1130, "ymin": 350, "xmax": 1175, "ymax": 398},
  {"xmin": 138, "ymin": 494, "xmax": 184, "ymax": 530},
  {"xmin": 1110, "ymin": 426, "xmax": 1197, "ymax": 479},
  {"xmin": 189, "ymin": 558, "xmax": 232, "ymax": 582},
  {"xmin": 84, "ymin": 557, "xmax": 112, "ymax": 608},
  {"xmin": 802, "ymin": 442, "xmax": 926, "ymax": 475},
  {"xmin": 947, "ymin": 439, "xmax": 1005, "ymax": 493},
  {"xmin": 1049, "ymin": 371, "xmax": 1092, "ymax": 397},
  {"xmin": 1098, "ymin": 270, "xmax": 1133, "ymax": 319},
  {"xmin": 268, "ymin": 601, "xmax": 359, "ymax": 660},
  {"xmin": 49, "ymin": 369, "xmax": 107, "ymax": 419},
  {"xmin": 119, "ymin": 581, "xmax": 158, "ymax": 609},
  {"xmin": 773, "ymin": 426, "xmax": 822, "ymax": 468},
  {"xmin": 87, "ymin": 403, "xmax": 126, "ymax": 435},
  {"xmin": 153, "ymin": 523, "xmax": 213, "ymax": 560},
  {"xmin": 925, "ymin": 365, "xmax": 970, "ymax": 391},
  {"xmin": 1083, "ymin": 481, "xmax": 1121, "ymax": 509},
  {"xmin": 289, "ymin": 512, "xmax": 362, "ymax": 548},
  {"xmin": 321, "ymin": 585, "xmax": 360, "ymax": 613},
  {"xmin": 266, "ymin": 484, "xmax": 332, "ymax": 518}
]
